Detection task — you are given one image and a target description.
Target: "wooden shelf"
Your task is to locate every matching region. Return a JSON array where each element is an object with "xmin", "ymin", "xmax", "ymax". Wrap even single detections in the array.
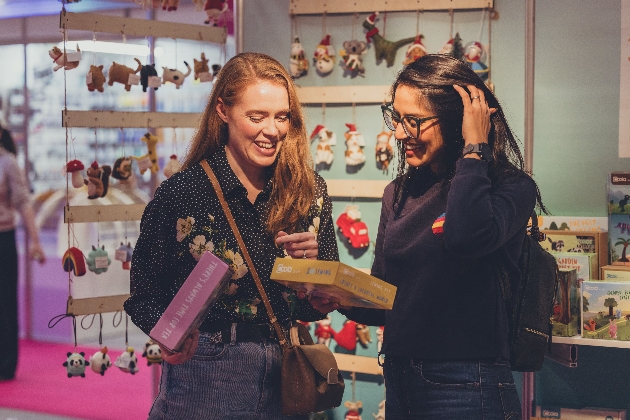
[
  {"xmin": 289, "ymin": 0, "xmax": 493, "ymax": 15},
  {"xmin": 60, "ymin": 11, "xmax": 227, "ymax": 44},
  {"xmin": 297, "ymin": 85, "xmax": 391, "ymax": 105},
  {"xmin": 62, "ymin": 110, "xmax": 200, "ymax": 129},
  {"xmin": 326, "ymin": 179, "xmax": 389, "ymax": 199},
  {"xmin": 552, "ymin": 335, "xmax": 630, "ymax": 349},
  {"xmin": 334, "ymin": 353, "xmax": 382, "ymax": 375},
  {"xmin": 66, "ymin": 294, "xmax": 130, "ymax": 316},
  {"xmin": 64, "ymin": 204, "xmax": 146, "ymax": 224}
]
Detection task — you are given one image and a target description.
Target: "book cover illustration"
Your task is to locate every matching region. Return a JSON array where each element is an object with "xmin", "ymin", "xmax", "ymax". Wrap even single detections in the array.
[
  {"xmin": 552, "ymin": 269, "xmax": 579, "ymax": 337},
  {"xmin": 608, "ymin": 172, "xmax": 630, "ymax": 266},
  {"xmin": 582, "ymin": 281, "xmax": 630, "ymax": 341}
]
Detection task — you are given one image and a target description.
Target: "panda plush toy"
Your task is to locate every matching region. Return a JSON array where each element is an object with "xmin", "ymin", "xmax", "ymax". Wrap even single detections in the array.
[{"xmin": 63, "ymin": 352, "xmax": 89, "ymax": 378}]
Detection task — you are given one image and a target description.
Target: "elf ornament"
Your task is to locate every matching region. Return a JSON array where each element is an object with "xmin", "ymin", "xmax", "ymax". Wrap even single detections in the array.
[
  {"xmin": 289, "ymin": 37, "xmax": 308, "ymax": 78},
  {"xmin": 344, "ymin": 123, "xmax": 366, "ymax": 166},
  {"xmin": 313, "ymin": 34, "xmax": 336, "ymax": 76},
  {"xmin": 86, "ymin": 245, "xmax": 111, "ymax": 274},
  {"xmin": 89, "ymin": 347, "xmax": 112, "ymax": 376},
  {"xmin": 375, "ymin": 131, "xmax": 394, "ymax": 174},
  {"xmin": 363, "ymin": 12, "xmax": 415, "ymax": 67},
  {"xmin": 339, "ymin": 40, "xmax": 368, "ymax": 76},
  {"xmin": 311, "ymin": 125, "xmax": 336, "ymax": 167},
  {"xmin": 403, "ymin": 34, "xmax": 427, "ymax": 66},
  {"xmin": 464, "ymin": 41, "xmax": 489, "ymax": 81}
]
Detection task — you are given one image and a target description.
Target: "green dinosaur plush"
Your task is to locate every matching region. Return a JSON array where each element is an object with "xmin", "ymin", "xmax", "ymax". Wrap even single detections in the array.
[{"xmin": 363, "ymin": 12, "xmax": 415, "ymax": 67}]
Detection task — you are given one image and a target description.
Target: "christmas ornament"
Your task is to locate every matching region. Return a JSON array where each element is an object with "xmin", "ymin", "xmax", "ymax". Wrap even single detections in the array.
[
  {"xmin": 314, "ymin": 316, "xmax": 336, "ymax": 347},
  {"xmin": 87, "ymin": 65, "xmax": 105, "ymax": 93},
  {"xmin": 335, "ymin": 320, "xmax": 358, "ymax": 351},
  {"xmin": 344, "ymin": 123, "xmax": 366, "ymax": 166},
  {"xmin": 344, "ymin": 400, "xmax": 363, "ymax": 420},
  {"xmin": 313, "ymin": 34, "xmax": 336, "ymax": 76},
  {"xmin": 204, "ymin": 0, "xmax": 228, "ymax": 25},
  {"xmin": 89, "ymin": 347, "xmax": 112, "ymax": 376},
  {"xmin": 336, "ymin": 205, "xmax": 370, "ymax": 249},
  {"xmin": 140, "ymin": 63, "xmax": 159, "ymax": 92},
  {"xmin": 340, "ymin": 40, "xmax": 368, "ymax": 76},
  {"xmin": 133, "ymin": 132, "xmax": 160, "ymax": 175},
  {"xmin": 49, "ymin": 44, "xmax": 81, "ymax": 72},
  {"xmin": 115, "ymin": 347, "xmax": 139, "ymax": 374},
  {"xmin": 162, "ymin": 61, "xmax": 192, "ymax": 89},
  {"xmin": 85, "ymin": 161, "xmax": 112, "ymax": 199},
  {"xmin": 163, "ymin": 154, "xmax": 181, "ymax": 178},
  {"xmin": 115, "ymin": 242, "xmax": 134, "ymax": 270},
  {"xmin": 311, "ymin": 125, "xmax": 336, "ymax": 167},
  {"xmin": 142, "ymin": 339, "xmax": 163, "ymax": 366},
  {"xmin": 402, "ymin": 35, "xmax": 427, "ymax": 66},
  {"xmin": 442, "ymin": 33, "xmax": 464, "ymax": 60},
  {"xmin": 289, "ymin": 37, "xmax": 308, "ymax": 78},
  {"xmin": 464, "ymin": 41, "xmax": 489, "ymax": 81},
  {"xmin": 86, "ymin": 245, "xmax": 111, "ymax": 274},
  {"xmin": 108, "ymin": 58, "xmax": 142, "ymax": 91},
  {"xmin": 63, "ymin": 352, "xmax": 89, "ymax": 378},
  {"xmin": 65, "ymin": 160, "xmax": 85, "ymax": 188},
  {"xmin": 363, "ymin": 12, "xmax": 415, "ymax": 67},
  {"xmin": 62, "ymin": 247, "xmax": 87, "ymax": 277},
  {"xmin": 112, "ymin": 156, "xmax": 133, "ymax": 182},
  {"xmin": 375, "ymin": 131, "xmax": 394, "ymax": 174}
]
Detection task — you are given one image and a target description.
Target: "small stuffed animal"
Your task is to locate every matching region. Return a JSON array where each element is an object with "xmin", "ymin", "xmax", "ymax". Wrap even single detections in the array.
[
  {"xmin": 87, "ymin": 64, "xmax": 105, "ymax": 92},
  {"xmin": 356, "ymin": 324, "xmax": 372, "ymax": 348},
  {"xmin": 49, "ymin": 44, "xmax": 81, "ymax": 71},
  {"xmin": 89, "ymin": 347, "xmax": 112, "ymax": 376},
  {"xmin": 84, "ymin": 161, "xmax": 112, "ymax": 199},
  {"xmin": 115, "ymin": 347, "xmax": 139, "ymax": 374},
  {"xmin": 403, "ymin": 35, "xmax": 428, "ymax": 66},
  {"xmin": 65, "ymin": 159, "xmax": 85, "ymax": 188},
  {"xmin": 63, "ymin": 351, "xmax": 89, "ymax": 378},
  {"xmin": 204, "ymin": 0, "xmax": 228, "ymax": 25},
  {"xmin": 313, "ymin": 34, "xmax": 336, "ymax": 76},
  {"xmin": 162, "ymin": 62, "xmax": 192, "ymax": 89},
  {"xmin": 314, "ymin": 316, "xmax": 336, "ymax": 347},
  {"xmin": 116, "ymin": 242, "xmax": 133, "ymax": 270},
  {"xmin": 340, "ymin": 40, "xmax": 368, "ymax": 76},
  {"xmin": 142, "ymin": 339, "xmax": 163, "ymax": 366},
  {"xmin": 108, "ymin": 58, "xmax": 142, "ymax": 91},
  {"xmin": 344, "ymin": 124, "xmax": 366, "ymax": 166},
  {"xmin": 194, "ymin": 52, "xmax": 210, "ymax": 80},
  {"xmin": 86, "ymin": 245, "xmax": 111, "ymax": 274},
  {"xmin": 212, "ymin": 64, "xmax": 222, "ymax": 78},
  {"xmin": 344, "ymin": 400, "xmax": 363, "ymax": 420},
  {"xmin": 363, "ymin": 12, "xmax": 415, "ymax": 67},
  {"xmin": 140, "ymin": 63, "xmax": 159, "ymax": 92},
  {"xmin": 62, "ymin": 247, "xmax": 87, "ymax": 277},
  {"xmin": 112, "ymin": 156, "xmax": 133, "ymax": 181},
  {"xmin": 375, "ymin": 131, "xmax": 394, "ymax": 174},
  {"xmin": 133, "ymin": 132, "xmax": 160, "ymax": 175},
  {"xmin": 161, "ymin": 0, "xmax": 180, "ymax": 11},
  {"xmin": 311, "ymin": 125, "xmax": 336, "ymax": 167},
  {"xmin": 163, "ymin": 154, "xmax": 181, "ymax": 178},
  {"xmin": 376, "ymin": 326, "xmax": 384, "ymax": 353},
  {"xmin": 464, "ymin": 41, "xmax": 489, "ymax": 81},
  {"xmin": 372, "ymin": 400, "xmax": 385, "ymax": 420},
  {"xmin": 289, "ymin": 37, "xmax": 308, "ymax": 78}
]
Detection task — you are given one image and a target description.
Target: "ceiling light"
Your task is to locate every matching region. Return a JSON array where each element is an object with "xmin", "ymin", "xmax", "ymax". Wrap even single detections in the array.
[{"xmin": 56, "ymin": 41, "xmax": 164, "ymax": 58}]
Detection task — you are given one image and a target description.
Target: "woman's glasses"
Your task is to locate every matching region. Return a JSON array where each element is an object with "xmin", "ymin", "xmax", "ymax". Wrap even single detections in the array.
[{"xmin": 381, "ymin": 103, "xmax": 438, "ymax": 140}]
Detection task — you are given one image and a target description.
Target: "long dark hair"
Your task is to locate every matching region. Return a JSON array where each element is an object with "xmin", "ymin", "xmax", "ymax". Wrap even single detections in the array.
[
  {"xmin": 0, "ymin": 125, "xmax": 17, "ymax": 155},
  {"xmin": 392, "ymin": 54, "xmax": 546, "ymax": 214}
]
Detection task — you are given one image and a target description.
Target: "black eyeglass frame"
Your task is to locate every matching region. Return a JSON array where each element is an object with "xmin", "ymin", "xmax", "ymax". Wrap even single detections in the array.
[{"xmin": 381, "ymin": 103, "xmax": 439, "ymax": 140}]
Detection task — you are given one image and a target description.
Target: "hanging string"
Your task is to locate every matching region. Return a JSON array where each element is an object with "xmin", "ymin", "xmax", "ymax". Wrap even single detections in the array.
[
  {"xmin": 113, "ymin": 310, "xmax": 123, "ymax": 328},
  {"xmin": 120, "ymin": 127, "xmax": 126, "ymax": 158},
  {"xmin": 487, "ymin": 8, "xmax": 493, "ymax": 81},
  {"xmin": 416, "ymin": 10, "xmax": 421, "ymax": 36},
  {"xmin": 121, "ymin": 30, "xmax": 127, "ymax": 65},
  {"xmin": 476, "ymin": 8, "xmax": 487, "ymax": 43},
  {"xmin": 61, "ymin": 3, "xmax": 71, "ymax": 290},
  {"xmin": 352, "ymin": 102, "xmax": 356, "ymax": 125},
  {"xmin": 321, "ymin": 11, "xmax": 327, "ymax": 39},
  {"xmin": 322, "ymin": 103, "xmax": 326, "ymax": 126},
  {"xmin": 73, "ymin": 316, "xmax": 78, "ymax": 348},
  {"xmin": 449, "ymin": 9, "xmax": 454, "ymax": 40},
  {"xmin": 351, "ymin": 371, "xmax": 357, "ymax": 402},
  {"xmin": 94, "ymin": 127, "xmax": 98, "ymax": 163},
  {"xmin": 81, "ymin": 313, "xmax": 96, "ymax": 330},
  {"xmin": 125, "ymin": 313, "xmax": 129, "ymax": 347},
  {"xmin": 92, "ymin": 31, "xmax": 97, "ymax": 66},
  {"xmin": 98, "ymin": 314, "xmax": 103, "ymax": 347},
  {"xmin": 352, "ymin": 12, "xmax": 357, "ymax": 40},
  {"xmin": 382, "ymin": 12, "xmax": 387, "ymax": 38}
]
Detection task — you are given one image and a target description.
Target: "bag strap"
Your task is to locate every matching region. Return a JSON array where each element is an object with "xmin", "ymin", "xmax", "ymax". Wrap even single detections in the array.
[{"xmin": 200, "ymin": 160, "xmax": 290, "ymax": 350}]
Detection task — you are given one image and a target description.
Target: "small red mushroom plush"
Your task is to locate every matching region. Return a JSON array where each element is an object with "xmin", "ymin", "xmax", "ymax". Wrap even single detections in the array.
[{"xmin": 66, "ymin": 160, "xmax": 85, "ymax": 188}]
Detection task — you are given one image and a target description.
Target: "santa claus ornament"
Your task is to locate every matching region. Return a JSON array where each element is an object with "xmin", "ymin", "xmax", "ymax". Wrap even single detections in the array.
[
  {"xmin": 289, "ymin": 37, "xmax": 308, "ymax": 78},
  {"xmin": 344, "ymin": 123, "xmax": 366, "ymax": 167},
  {"xmin": 313, "ymin": 34, "xmax": 336, "ymax": 76},
  {"xmin": 363, "ymin": 12, "xmax": 415, "ymax": 67},
  {"xmin": 311, "ymin": 124, "xmax": 336, "ymax": 168},
  {"xmin": 464, "ymin": 41, "xmax": 489, "ymax": 81},
  {"xmin": 403, "ymin": 35, "xmax": 427, "ymax": 66},
  {"xmin": 375, "ymin": 131, "xmax": 394, "ymax": 174}
]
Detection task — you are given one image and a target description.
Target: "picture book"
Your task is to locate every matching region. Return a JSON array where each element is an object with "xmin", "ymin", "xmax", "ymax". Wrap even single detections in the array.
[
  {"xmin": 552, "ymin": 269, "xmax": 579, "ymax": 337},
  {"xmin": 608, "ymin": 172, "xmax": 630, "ymax": 266},
  {"xmin": 581, "ymin": 281, "xmax": 630, "ymax": 341}
]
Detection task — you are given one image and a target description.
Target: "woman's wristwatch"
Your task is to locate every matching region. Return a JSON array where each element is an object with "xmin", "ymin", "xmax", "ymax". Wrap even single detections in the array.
[{"xmin": 462, "ymin": 142, "xmax": 493, "ymax": 162}]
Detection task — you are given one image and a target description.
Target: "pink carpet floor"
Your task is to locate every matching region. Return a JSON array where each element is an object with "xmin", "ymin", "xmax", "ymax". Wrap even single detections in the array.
[{"xmin": 0, "ymin": 339, "xmax": 156, "ymax": 420}]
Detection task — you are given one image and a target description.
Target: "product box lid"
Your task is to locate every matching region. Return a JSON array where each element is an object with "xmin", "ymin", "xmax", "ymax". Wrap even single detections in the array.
[{"xmin": 270, "ymin": 258, "xmax": 397, "ymax": 309}]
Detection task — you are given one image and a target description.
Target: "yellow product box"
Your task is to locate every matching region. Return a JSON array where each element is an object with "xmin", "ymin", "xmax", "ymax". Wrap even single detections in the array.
[
  {"xmin": 542, "ymin": 230, "xmax": 608, "ymax": 279},
  {"xmin": 534, "ymin": 406, "xmax": 626, "ymax": 419},
  {"xmin": 270, "ymin": 258, "xmax": 397, "ymax": 309},
  {"xmin": 601, "ymin": 265, "xmax": 630, "ymax": 281}
]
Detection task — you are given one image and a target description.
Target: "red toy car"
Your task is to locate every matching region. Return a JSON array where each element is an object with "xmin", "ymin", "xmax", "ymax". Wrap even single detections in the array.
[{"xmin": 336, "ymin": 213, "xmax": 370, "ymax": 248}]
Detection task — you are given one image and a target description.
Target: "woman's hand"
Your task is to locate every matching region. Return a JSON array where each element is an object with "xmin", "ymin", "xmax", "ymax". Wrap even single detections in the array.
[
  {"xmin": 29, "ymin": 243, "xmax": 46, "ymax": 264},
  {"xmin": 296, "ymin": 291, "xmax": 350, "ymax": 314},
  {"xmin": 453, "ymin": 84, "xmax": 496, "ymax": 146},
  {"xmin": 159, "ymin": 329, "xmax": 199, "ymax": 365},
  {"xmin": 275, "ymin": 231, "xmax": 318, "ymax": 260}
]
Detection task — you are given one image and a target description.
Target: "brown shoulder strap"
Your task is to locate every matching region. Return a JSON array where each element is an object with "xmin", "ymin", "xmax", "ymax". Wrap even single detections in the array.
[{"xmin": 200, "ymin": 160, "xmax": 289, "ymax": 349}]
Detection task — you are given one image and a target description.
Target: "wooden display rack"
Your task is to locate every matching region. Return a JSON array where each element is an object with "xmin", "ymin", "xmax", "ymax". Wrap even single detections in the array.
[{"xmin": 289, "ymin": 0, "xmax": 493, "ymax": 15}]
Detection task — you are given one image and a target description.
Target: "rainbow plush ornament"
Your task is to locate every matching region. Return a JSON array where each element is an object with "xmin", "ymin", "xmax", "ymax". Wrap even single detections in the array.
[
  {"xmin": 289, "ymin": 37, "xmax": 308, "ymax": 78},
  {"xmin": 115, "ymin": 242, "xmax": 133, "ymax": 270},
  {"xmin": 403, "ymin": 35, "xmax": 427, "ymax": 66},
  {"xmin": 464, "ymin": 41, "xmax": 489, "ymax": 81},
  {"xmin": 89, "ymin": 347, "xmax": 112, "ymax": 376},
  {"xmin": 344, "ymin": 123, "xmax": 366, "ymax": 166},
  {"xmin": 142, "ymin": 339, "xmax": 163, "ymax": 366},
  {"xmin": 62, "ymin": 247, "xmax": 87, "ymax": 277},
  {"xmin": 115, "ymin": 347, "xmax": 139, "ymax": 374},
  {"xmin": 63, "ymin": 352, "xmax": 89, "ymax": 378},
  {"xmin": 363, "ymin": 12, "xmax": 415, "ymax": 67},
  {"xmin": 313, "ymin": 34, "xmax": 336, "ymax": 76},
  {"xmin": 311, "ymin": 125, "xmax": 336, "ymax": 167},
  {"xmin": 432, "ymin": 213, "xmax": 445, "ymax": 235},
  {"xmin": 86, "ymin": 245, "xmax": 111, "ymax": 274}
]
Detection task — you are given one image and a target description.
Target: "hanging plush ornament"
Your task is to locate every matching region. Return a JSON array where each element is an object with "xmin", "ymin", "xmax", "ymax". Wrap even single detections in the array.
[
  {"xmin": 163, "ymin": 155, "xmax": 181, "ymax": 178},
  {"xmin": 142, "ymin": 339, "xmax": 163, "ymax": 366},
  {"xmin": 87, "ymin": 65, "xmax": 106, "ymax": 93},
  {"xmin": 444, "ymin": 32, "xmax": 465, "ymax": 60},
  {"xmin": 336, "ymin": 205, "xmax": 370, "ymax": 249},
  {"xmin": 162, "ymin": 61, "xmax": 192, "ymax": 89},
  {"xmin": 85, "ymin": 161, "xmax": 112, "ymax": 199},
  {"xmin": 313, "ymin": 34, "xmax": 336, "ymax": 76},
  {"xmin": 344, "ymin": 400, "xmax": 363, "ymax": 420},
  {"xmin": 340, "ymin": 40, "xmax": 368, "ymax": 76},
  {"xmin": 49, "ymin": 44, "xmax": 81, "ymax": 72},
  {"xmin": 89, "ymin": 347, "xmax": 112, "ymax": 376},
  {"xmin": 63, "ymin": 351, "xmax": 89, "ymax": 378},
  {"xmin": 133, "ymin": 132, "xmax": 160, "ymax": 175},
  {"xmin": 464, "ymin": 41, "xmax": 489, "ymax": 81},
  {"xmin": 344, "ymin": 123, "xmax": 366, "ymax": 166},
  {"xmin": 86, "ymin": 245, "xmax": 111, "ymax": 274},
  {"xmin": 372, "ymin": 400, "xmax": 385, "ymax": 420},
  {"xmin": 356, "ymin": 324, "xmax": 372, "ymax": 348},
  {"xmin": 289, "ymin": 37, "xmax": 309, "ymax": 78},
  {"xmin": 363, "ymin": 12, "xmax": 415, "ymax": 67},
  {"xmin": 193, "ymin": 52, "xmax": 211, "ymax": 81},
  {"xmin": 115, "ymin": 347, "xmax": 139, "ymax": 374},
  {"xmin": 115, "ymin": 242, "xmax": 134, "ymax": 270},
  {"xmin": 403, "ymin": 35, "xmax": 427, "ymax": 66},
  {"xmin": 335, "ymin": 320, "xmax": 358, "ymax": 351},
  {"xmin": 108, "ymin": 58, "xmax": 142, "ymax": 91},
  {"xmin": 161, "ymin": 0, "xmax": 180, "ymax": 11},
  {"xmin": 140, "ymin": 63, "xmax": 160, "ymax": 92},
  {"xmin": 311, "ymin": 125, "xmax": 336, "ymax": 167},
  {"xmin": 111, "ymin": 157, "xmax": 132, "ymax": 182},
  {"xmin": 204, "ymin": 0, "xmax": 228, "ymax": 25},
  {"xmin": 314, "ymin": 316, "xmax": 336, "ymax": 347},
  {"xmin": 375, "ymin": 131, "xmax": 394, "ymax": 174},
  {"xmin": 65, "ymin": 160, "xmax": 85, "ymax": 188},
  {"xmin": 376, "ymin": 325, "xmax": 384, "ymax": 353},
  {"xmin": 62, "ymin": 247, "xmax": 87, "ymax": 277}
]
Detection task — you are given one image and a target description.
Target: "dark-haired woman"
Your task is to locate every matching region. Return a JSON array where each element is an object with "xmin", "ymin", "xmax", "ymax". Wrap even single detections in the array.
[
  {"xmin": 310, "ymin": 54, "xmax": 546, "ymax": 419},
  {"xmin": 0, "ymin": 125, "xmax": 45, "ymax": 381}
]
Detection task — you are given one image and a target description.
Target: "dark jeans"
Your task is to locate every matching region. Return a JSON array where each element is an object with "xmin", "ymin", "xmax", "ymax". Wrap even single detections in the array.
[
  {"xmin": 384, "ymin": 356, "xmax": 522, "ymax": 420},
  {"xmin": 0, "ymin": 230, "xmax": 18, "ymax": 379}
]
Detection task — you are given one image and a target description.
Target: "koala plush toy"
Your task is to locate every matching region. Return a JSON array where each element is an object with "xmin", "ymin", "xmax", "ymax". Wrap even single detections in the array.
[{"xmin": 340, "ymin": 40, "xmax": 368, "ymax": 75}]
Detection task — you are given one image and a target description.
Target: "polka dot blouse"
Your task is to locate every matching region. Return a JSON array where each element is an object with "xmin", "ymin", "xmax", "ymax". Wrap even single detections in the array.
[{"xmin": 123, "ymin": 147, "xmax": 339, "ymax": 335}]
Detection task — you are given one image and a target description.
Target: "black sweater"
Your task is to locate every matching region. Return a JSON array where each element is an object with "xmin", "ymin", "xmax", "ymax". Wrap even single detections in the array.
[{"xmin": 345, "ymin": 158, "xmax": 536, "ymax": 360}]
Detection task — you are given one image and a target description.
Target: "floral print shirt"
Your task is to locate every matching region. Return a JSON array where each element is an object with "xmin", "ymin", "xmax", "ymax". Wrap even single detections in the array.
[{"xmin": 124, "ymin": 148, "xmax": 338, "ymax": 334}]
